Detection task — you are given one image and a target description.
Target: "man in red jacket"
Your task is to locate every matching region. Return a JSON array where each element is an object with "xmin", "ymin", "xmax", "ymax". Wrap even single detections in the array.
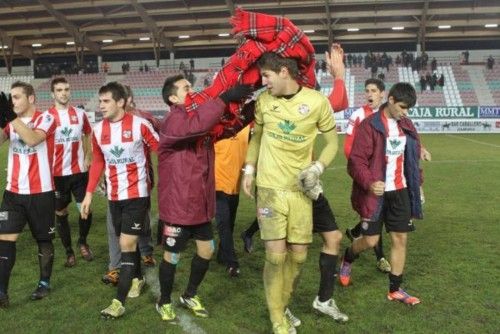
[
  {"xmin": 343, "ymin": 78, "xmax": 391, "ymax": 273},
  {"xmin": 156, "ymin": 75, "xmax": 254, "ymax": 322},
  {"xmin": 340, "ymin": 82, "xmax": 423, "ymax": 305}
]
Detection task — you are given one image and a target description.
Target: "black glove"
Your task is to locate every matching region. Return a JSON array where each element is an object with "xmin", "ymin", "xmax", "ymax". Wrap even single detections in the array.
[
  {"xmin": 219, "ymin": 84, "xmax": 254, "ymax": 104},
  {"xmin": 0, "ymin": 92, "xmax": 16, "ymax": 128}
]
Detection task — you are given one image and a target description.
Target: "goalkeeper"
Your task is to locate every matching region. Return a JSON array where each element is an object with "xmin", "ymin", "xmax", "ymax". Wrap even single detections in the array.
[{"xmin": 242, "ymin": 52, "xmax": 344, "ymax": 334}]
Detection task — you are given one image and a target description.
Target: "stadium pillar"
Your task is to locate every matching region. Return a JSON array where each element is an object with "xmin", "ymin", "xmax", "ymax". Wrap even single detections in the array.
[{"xmin": 98, "ymin": 56, "xmax": 102, "ymax": 73}]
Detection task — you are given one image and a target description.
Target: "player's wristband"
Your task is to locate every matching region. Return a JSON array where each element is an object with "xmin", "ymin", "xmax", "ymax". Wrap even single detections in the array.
[{"xmin": 242, "ymin": 164, "xmax": 255, "ymax": 175}]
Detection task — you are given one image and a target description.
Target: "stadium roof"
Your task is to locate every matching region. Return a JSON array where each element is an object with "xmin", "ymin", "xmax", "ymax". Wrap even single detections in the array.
[{"xmin": 0, "ymin": 0, "xmax": 499, "ymax": 58}]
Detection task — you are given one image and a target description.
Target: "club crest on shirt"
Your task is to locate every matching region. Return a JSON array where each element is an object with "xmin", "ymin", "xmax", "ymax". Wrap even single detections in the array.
[
  {"xmin": 122, "ymin": 130, "xmax": 132, "ymax": 139},
  {"xmin": 27, "ymin": 121, "xmax": 35, "ymax": 129},
  {"xmin": 166, "ymin": 237, "xmax": 176, "ymax": 247},
  {"xmin": 298, "ymin": 103, "xmax": 310, "ymax": 115},
  {"xmin": 71, "ymin": 115, "xmax": 78, "ymax": 122}
]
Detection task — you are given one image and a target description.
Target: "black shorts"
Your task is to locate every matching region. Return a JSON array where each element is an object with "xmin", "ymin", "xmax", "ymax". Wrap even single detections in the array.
[
  {"xmin": 361, "ymin": 188, "xmax": 415, "ymax": 236},
  {"xmin": 54, "ymin": 172, "xmax": 88, "ymax": 211},
  {"xmin": 312, "ymin": 194, "xmax": 338, "ymax": 233},
  {"xmin": 108, "ymin": 197, "xmax": 150, "ymax": 236},
  {"xmin": 161, "ymin": 221, "xmax": 213, "ymax": 253},
  {"xmin": 0, "ymin": 190, "xmax": 56, "ymax": 241}
]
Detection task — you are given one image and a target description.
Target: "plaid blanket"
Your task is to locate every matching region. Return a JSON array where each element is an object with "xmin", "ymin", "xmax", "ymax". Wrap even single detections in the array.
[{"xmin": 184, "ymin": 8, "xmax": 316, "ymax": 139}]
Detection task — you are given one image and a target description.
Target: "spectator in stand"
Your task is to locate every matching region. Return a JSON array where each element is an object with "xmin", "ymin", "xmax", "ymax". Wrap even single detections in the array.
[
  {"xmin": 189, "ymin": 59, "xmax": 195, "ymax": 70},
  {"xmin": 463, "ymin": 50, "xmax": 470, "ymax": 65},
  {"xmin": 320, "ymin": 60, "xmax": 327, "ymax": 73},
  {"xmin": 144, "ymin": 64, "xmax": 149, "ymax": 72},
  {"xmin": 395, "ymin": 55, "xmax": 402, "ymax": 67},
  {"xmin": 430, "ymin": 73, "xmax": 438, "ymax": 91},
  {"xmin": 347, "ymin": 54, "xmax": 353, "ymax": 67},
  {"xmin": 420, "ymin": 76, "xmax": 427, "ymax": 92},
  {"xmin": 357, "ymin": 54, "xmax": 363, "ymax": 67},
  {"xmin": 438, "ymin": 74, "xmax": 445, "ymax": 88},
  {"xmin": 431, "ymin": 58, "xmax": 437, "ymax": 72},
  {"xmin": 487, "ymin": 55, "xmax": 495, "ymax": 70}
]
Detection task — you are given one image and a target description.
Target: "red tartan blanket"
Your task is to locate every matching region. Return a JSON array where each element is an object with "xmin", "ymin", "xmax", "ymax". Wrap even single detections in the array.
[{"xmin": 184, "ymin": 8, "xmax": 316, "ymax": 139}]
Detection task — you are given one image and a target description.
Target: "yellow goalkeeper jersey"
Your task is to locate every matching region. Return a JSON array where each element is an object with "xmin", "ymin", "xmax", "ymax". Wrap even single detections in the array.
[{"xmin": 255, "ymin": 87, "xmax": 335, "ymax": 191}]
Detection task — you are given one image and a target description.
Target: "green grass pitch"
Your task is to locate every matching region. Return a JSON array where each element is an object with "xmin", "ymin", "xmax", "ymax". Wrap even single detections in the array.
[{"xmin": 1, "ymin": 133, "xmax": 499, "ymax": 333}]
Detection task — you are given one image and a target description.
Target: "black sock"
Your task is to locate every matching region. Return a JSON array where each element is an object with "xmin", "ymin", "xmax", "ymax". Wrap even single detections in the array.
[
  {"xmin": 56, "ymin": 214, "xmax": 73, "ymax": 255},
  {"xmin": 343, "ymin": 247, "xmax": 358, "ymax": 263},
  {"xmin": 373, "ymin": 234, "xmax": 385, "ymax": 260},
  {"xmin": 318, "ymin": 252, "xmax": 338, "ymax": 303},
  {"xmin": 245, "ymin": 218, "xmax": 259, "ymax": 237},
  {"xmin": 351, "ymin": 222, "xmax": 362, "ymax": 238},
  {"xmin": 78, "ymin": 212, "xmax": 92, "ymax": 245},
  {"xmin": 159, "ymin": 260, "xmax": 177, "ymax": 305},
  {"xmin": 389, "ymin": 273, "xmax": 403, "ymax": 293},
  {"xmin": 0, "ymin": 240, "xmax": 16, "ymax": 293},
  {"xmin": 184, "ymin": 254, "xmax": 210, "ymax": 298},
  {"xmin": 134, "ymin": 247, "xmax": 142, "ymax": 279},
  {"xmin": 37, "ymin": 241, "xmax": 54, "ymax": 283},
  {"xmin": 116, "ymin": 251, "xmax": 136, "ymax": 304}
]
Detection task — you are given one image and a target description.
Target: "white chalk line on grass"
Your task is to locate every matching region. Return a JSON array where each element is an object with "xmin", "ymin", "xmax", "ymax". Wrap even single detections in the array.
[
  {"xmin": 446, "ymin": 134, "xmax": 500, "ymax": 148},
  {"xmin": 326, "ymin": 158, "xmax": 500, "ymax": 170},
  {"xmin": 144, "ymin": 216, "xmax": 207, "ymax": 334}
]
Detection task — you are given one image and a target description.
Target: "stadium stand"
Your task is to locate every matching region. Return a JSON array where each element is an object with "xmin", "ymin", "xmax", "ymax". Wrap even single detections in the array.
[
  {"xmin": 123, "ymin": 69, "xmax": 182, "ymax": 113},
  {"xmin": 35, "ymin": 73, "xmax": 106, "ymax": 111},
  {"xmin": 484, "ymin": 66, "xmax": 500, "ymax": 105}
]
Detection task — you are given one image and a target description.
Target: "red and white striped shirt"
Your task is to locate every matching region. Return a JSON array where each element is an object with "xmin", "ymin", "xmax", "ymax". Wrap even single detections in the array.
[
  {"xmin": 344, "ymin": 105, "xmax": 377, "ymax": 158},
  {"xmin": 4, "ymin": 111, "xmax": 57, "ymax": 194},
  {"xmin": 381, "ymin": 113, "xmax": 407, "ymax": 191},
  {"xmin": 87, "ymin": 113, "xmax": 159, "ymax": 201},
  {"xmin": 48, "ymin": 106, "xmax": 92, "ymax": 176}
]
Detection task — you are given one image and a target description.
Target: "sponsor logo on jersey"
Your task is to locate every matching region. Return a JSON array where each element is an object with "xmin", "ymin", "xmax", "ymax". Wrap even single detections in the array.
[
  {"xmin": 110, "ymin": 145, "xmax": 125, "ymax": 158},
  {"xmin": 278, "ymin": 120, "xmax": 296, "ymax": 134}
]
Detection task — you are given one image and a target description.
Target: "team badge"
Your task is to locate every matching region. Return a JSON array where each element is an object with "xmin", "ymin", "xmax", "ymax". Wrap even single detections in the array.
[
  {"xmin": 71, "ymin": 115, "xmax": 78, "ymax": 122},
  {"xmin": 166, "ymin": 237, "xmax": 176, "ymax": 247},
  {"xmin": 298, "ymin": 104, "xmax": 310, "ymax": 115},
  {"xmin": 123, "ymin": 130, "xmax": 132, "ymax": 139},
  {"xmin": 27, "ymin": 121, "xmax": 35, "ymax": 129}
]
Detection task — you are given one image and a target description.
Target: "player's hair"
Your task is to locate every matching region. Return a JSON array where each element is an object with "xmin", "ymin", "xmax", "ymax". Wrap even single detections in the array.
[
  {"xmin": 162, "ymin": 74, "xmax": 185, "ymax": 106},
  {"xmin": 11, "ymin": 81, "xmax": 35, "ymax": 98},
  {"xmin": 257, "ymin": 52, "xmax": 300, "ymax": 79},
  {"xmin": 364, "ymin": 78, "xmax": 385, "ymax": 92},
  {"xmin": 50, "ymin": 77, "xmax": 69, "ymax": 92},
  {"xmin": 388, "ymin": 82, "xmax": 417, "ymax": 108},
  {"xmin": 98, "ymin": 82, "xmax": 127, "ymax": 105},
  {"xmin": 123, "ymin": 84, "xmax": 133, "ymax": 100}
]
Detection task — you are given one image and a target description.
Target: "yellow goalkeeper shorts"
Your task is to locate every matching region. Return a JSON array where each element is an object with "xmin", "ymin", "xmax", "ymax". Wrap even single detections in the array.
[{"xmin": 256, "ymin": 187, "xmax": 312, "ymax": 244}]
